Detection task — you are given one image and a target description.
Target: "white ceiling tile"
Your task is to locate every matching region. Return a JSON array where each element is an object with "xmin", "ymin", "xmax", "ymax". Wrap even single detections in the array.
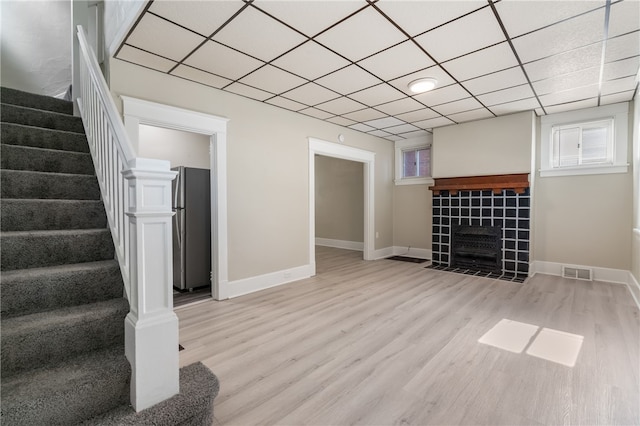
[
  {"xmin": 126, "ymin": 14, "xmax": 205, "ymax": 62},
  {"xmin": 300, "ymin": 107, "xmax": 334, "ymax": 120},
  {"xmin": 271, "ymin": 40, "xmax": 351, "ymax": 80},
  {"xmin": 444, "ymin": 42, "xmax": 519, "ymax": 81},
  {"xmin": 315, "ymin": 65, "xmax": 382, "ymax": 95},
  {"xmin": 239, "ymin": 65, "xmax": 306, "ymax": 95},
  {"xmin": 490, "ymin": 97, "xmax": 540, "ymax": 115},
  {"xmin": 376, "ymin": 1, "xmax": 487, "ymax": 37},
  {"xmin": 477, "ymin": 84, "xmax": 536, "ymax": 106},
  {"xmin": 415, "ymin": 7, "xmax": 506, "ymax": 63},
  {"xmin": 343, "ymin": 108, "xmax": 387, "ymax": 122},
  {"xmin": 212, "ymin": 6, "xmax": 307, "ymax": 62},
  {"xmin": 398, "ymin": 130, "xmax": 431, "ymax": 139},
  {"xmin": 368, "ymin": 129, "xmax": 392, "ymax": 138},
  {"xmin": 382, "ymin": 123, "xmax": 420, "ymax": 134},
  {"xmin": 601, "ymin": 75, "xmax": 638, "ymax": 95},
  {"xmin": 348, "ymin": 84, "xmax": 405, "ymax": 106},
  {"xmin": 363, "ymin": 116, "xmax": 405, "ymax": 129},
  {"xmin": 184, "ymin": 40, "xmax": 263, "ymax": 80},
  {"xmin": 349, "ymin": 123, "xmax": 377, "ymax": 132},
  {"xmin": 496, "ymin": 1, "xmax": 603, "ymax": 38},
  {"xmin": 327, "ymin": 116, "xmax": 357, "ymax": 127},
  {"xmin": 544, "ymin": 98, "xmax": 598, "ymax": 114},
  {"xmin": 606, "ymin": 32, "xmax": 640, "ymax": 62},
  {"xmin": 374, "ymin": 97, "xmax": 424, "ymax": 116},
  {"xmin": 523, "ymin": 42, "xmax": 603, "ymax": 81},
  {"xmin": 357, "ymin": 41, "xmax": 435, "ymax": 81},
  {"xmin": 533, "ymin": 67, "xmax": 600, "ymax": 96},
  {"xmin": 388, "ymin": 66, "xmax": 457, "ymax": 96},
  {"xmin": 412, "ymin": 116, "xmax": 456, "ymax": 130},
  {"xmin": 282, "ymin": 82, "xmax": 340, "ymax": 105},
  {"xmin": 148, "ymin": 1, "xmax": 244, "ymax": 37},
  {"xmin": 225, "ymin": 82, "xmax": 273, "ymax": 101},
  {"xmin": 600, "ymin": 90, "xmax": 635, "ymax": 105},
  {"xmin": 265, "ymin": 96, "xmax": 307, "ymax": 112},
  {"xmin": 608, "ymin": 0, "xmax": 640, "ymax": 38},
  {"xmin": 604, "ymin": 56, "xmax": 640, "ymax": 80},
  {"xmin": 171, "ymin": 64, "xmax": 232, "ymax": 88},
  {"xmin": 511, "ymin": 8, "xmax": 606, "ymax": 63},
  {"xmin": 254, "ymin": 1, "xmax": 364, "ymax": 37},
  {"xmin": 539, "ymin": 84, "xmax": 599, "ymax": 107},
  {"xmin": 315, "ymin": 6, "xmax": 407, "ymax": 62},
  {"xmin": 413, "ymin": 84, "xmax": 469, "ymax": 107},
  {"xmin": 394, "ymin": 108, "xmax": 440, "ymax": 123},
  {"xmin": 117, "ymin": 45, "xmax": 176, "ymax": 72},
  {"xmin": 447, "ymin": 108, "xmax": 495, "ymax": 123},
  {"xmin": 432, "ymin": 97, "xmax": 483, "ymax": 116},
  {"xmin": 463, "ymin": 67, "xmax": 527, "ymax": 95},
  {"xmin": 315, "ymin": 97, "xmax": 366, "ymax": 115}
]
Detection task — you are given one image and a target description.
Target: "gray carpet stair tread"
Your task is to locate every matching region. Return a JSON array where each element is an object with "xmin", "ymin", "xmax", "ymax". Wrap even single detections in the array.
[
  {"xmin": 1, "ymin": 260, "xmax": 122, "ymax": 318},
  {"xmin": 1, "ymin": 87, "xmax": 73, "ymax": 115},
  {"xmin": 1, "ymin": 122, "xmax": 90, "ymax": 153},
  {"xmin": 1, "ymin": 103, "xmax": 85, "ymax": 133},
  {"xmin": 1, "ymin": 199, "xmax": 107, "ymax": 231},
  {"xmin": 0, "ymin": 228, "xmax": 115, "ymax": 270},
  {"xmin": 1, "ymin": 298, "xmax": 129, "ymax": 375},
  {"xmin": 1, "ymin": 143, "xmax": 94, "ymax": 174},
  {"xmin": 1, "ymin": 169, "xmax": 100, "ymax": 200},
  {"xmin": 83, "ymin": 362, "xmax": 219, "ymax": 426},
  {"xmin": 0, "ymin": 346, "xmax": 130, "ymax": 426}
]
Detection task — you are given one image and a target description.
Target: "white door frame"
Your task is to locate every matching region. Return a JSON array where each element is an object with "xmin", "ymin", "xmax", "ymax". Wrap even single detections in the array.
[
  {"xmin": 308, "ymin": 137, "xmax": 375, "ymax": 274},
  {"xmin": 121, "ymin": 96, "xmax": 229, "ymax": 300}
]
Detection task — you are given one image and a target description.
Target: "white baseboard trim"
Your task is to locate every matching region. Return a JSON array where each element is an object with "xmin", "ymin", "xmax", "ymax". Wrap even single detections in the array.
[
  {"xmin": 531, "ymin": 260, "xmax": 629, "ymax": 285},
  {"xmin": 315, "ymin": 238, "xmax": 364, "ymax": 251},
  {"xmin": 227, "ymin": 264, "xmax": 314, "ymax": 299},
  {"xmin": 371, "ymin": 246, "xmax": 432, "ymax": 260},
  {"xmin": 628, "ymin": 272, "xmax": 640, "ymax": 310}
]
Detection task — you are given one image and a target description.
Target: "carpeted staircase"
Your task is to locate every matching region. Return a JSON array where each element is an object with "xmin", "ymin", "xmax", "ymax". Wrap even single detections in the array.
[{"xmin": 1, "ymin": 87, "xmax": 219, "ymax": 425}]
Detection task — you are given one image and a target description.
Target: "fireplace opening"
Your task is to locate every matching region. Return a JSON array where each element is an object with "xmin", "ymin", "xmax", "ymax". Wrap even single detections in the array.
[{"xmin": 451, "ymin": 224, "xmax": 502, "ymax": 273}]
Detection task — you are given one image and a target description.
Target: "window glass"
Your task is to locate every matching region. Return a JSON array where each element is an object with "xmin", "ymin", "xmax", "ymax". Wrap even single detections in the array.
[
  {"xmin": 403, "ymin": 150, "xmax": 417, "ymax": 177},
  {"xmin": 581, "ymin": 126, "xmax": 608, "ymax": 164}
]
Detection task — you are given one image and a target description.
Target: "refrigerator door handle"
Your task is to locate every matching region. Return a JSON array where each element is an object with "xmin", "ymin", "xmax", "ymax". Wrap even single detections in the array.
[{"xmin": 173, "ymin": 170, "xmax": 181, "ymax": 209}]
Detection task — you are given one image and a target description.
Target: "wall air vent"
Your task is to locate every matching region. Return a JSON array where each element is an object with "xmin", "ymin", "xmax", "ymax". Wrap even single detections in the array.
[{"xmin": 562, "ymin": 266, "xmax": 593, "ymax": 281}]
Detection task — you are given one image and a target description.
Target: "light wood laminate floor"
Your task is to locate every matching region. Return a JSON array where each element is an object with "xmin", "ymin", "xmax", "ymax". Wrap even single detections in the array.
[{"xmin": 176, "ymin": 247, "xmax": 640, "ymax": 425}]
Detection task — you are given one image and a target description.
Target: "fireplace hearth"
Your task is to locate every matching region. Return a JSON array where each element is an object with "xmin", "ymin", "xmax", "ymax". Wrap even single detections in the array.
[{"xmin": 451, "ymin": 224, "xmax": 502, "ymax": 273}]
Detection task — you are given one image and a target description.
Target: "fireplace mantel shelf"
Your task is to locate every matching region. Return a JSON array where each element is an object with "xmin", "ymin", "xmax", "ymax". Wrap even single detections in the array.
[{"xmin": 429, "ymin": 173, "xmax": 529, "ymax": 195}]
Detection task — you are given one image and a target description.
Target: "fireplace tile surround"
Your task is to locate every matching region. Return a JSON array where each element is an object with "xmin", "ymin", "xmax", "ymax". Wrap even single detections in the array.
[{"xmin": 429, "ymin": 177, "xmax": 531, "ymax": 283}]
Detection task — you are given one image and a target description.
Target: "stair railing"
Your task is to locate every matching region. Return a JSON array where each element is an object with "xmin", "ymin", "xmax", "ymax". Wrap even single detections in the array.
[{"xmin": 75, "ymin": 25, "xmax": 179, "ymax": 412}]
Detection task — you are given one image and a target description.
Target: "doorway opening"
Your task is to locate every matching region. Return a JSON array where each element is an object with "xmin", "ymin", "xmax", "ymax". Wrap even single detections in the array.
[
  {"xmin": 121, "ymin": 96, "xmax": 229, "ymax": 302},
  {"xmin": 308, "ymin": 137, "xmax": 375, "ymax": 276}
]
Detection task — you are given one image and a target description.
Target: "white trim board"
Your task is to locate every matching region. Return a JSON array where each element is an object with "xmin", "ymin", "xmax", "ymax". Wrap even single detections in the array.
[
  {"xmin": 628, "ymin": 272, "xmax": 640, "ymax": 311},
  {"xmin": 372, "ymin": 246, "xmax": 432, "ymax": 260},
  {"xmin": 531, "ymin": 260, "xmax": 629, "ymax": 285},
  {"xmin": 121, "ymin": 96, "xmax": 230, "ymax": 301},
  {"xmin": 315, "ymin": 238, "xmax": 364, "ymax": 251},
  {"xmin": 227, "ymin": 264, "xmax": 314, "ymax": 299}
]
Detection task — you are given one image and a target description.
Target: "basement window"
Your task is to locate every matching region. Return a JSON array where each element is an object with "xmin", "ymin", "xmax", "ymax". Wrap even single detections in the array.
[
  {"xmin": 395, "ymin": 139, "xmax": 433, "ymax": 185},
  {"xmin": 540, "ymin": 103, "xmax": 629, "ymax": 177}
]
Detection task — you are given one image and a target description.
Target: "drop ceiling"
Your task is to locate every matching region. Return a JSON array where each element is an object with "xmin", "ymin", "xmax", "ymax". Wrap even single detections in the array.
[{"xmin": 115, "ymin": 0, "xmax": 640, "ymax": 142}]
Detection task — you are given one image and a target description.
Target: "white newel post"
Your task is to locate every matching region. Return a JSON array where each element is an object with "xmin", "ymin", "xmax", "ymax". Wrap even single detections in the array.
[{"xmin": 122, "ymin": 158, "xmax": 179, "ymax": 412}]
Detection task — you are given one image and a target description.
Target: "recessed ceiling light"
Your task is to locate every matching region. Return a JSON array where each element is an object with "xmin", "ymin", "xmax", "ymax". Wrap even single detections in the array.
[{"xmin": 408, "ymin": 77, "xmax": 438, "ymax": 93}]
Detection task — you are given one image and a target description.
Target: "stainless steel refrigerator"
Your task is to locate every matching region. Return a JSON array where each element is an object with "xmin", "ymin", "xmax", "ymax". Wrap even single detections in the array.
[{"xmin": 172, "ymin": 166, "xmax": 211, "ymax": 290}]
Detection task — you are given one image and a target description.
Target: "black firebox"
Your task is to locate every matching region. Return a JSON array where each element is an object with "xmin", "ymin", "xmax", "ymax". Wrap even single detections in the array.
[{"xmin": 451, "ymin": 224, "xmax": 502, "ymax": 273}]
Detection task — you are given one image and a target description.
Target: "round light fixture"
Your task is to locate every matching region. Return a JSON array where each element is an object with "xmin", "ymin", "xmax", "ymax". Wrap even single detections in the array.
[{"xmin": 408, "ymin": 77, "xmax": 438, "ymax": 93}]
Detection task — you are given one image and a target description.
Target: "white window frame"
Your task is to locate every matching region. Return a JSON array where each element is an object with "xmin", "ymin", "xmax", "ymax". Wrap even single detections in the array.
[
  {"xmin": 540, "ymin": 102, "xmax": 629, "ymax": 177},
  {"xmin": 394, "ymin": 138, "xmax": 434, "ymax": 186}
]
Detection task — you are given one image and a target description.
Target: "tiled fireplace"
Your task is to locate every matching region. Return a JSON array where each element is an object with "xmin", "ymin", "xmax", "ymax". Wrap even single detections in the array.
[{"xmin": 429, "ymin": 174, "xmax": 530, "ymax": 283}]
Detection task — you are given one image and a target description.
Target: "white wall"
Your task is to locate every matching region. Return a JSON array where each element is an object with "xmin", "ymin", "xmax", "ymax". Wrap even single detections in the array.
[
  {"xmin": 1, "ymin": 0, "xmax": 71, "ymax": 97},
  {"xmin": 138, "ymin": 125, "xmax": 210, "ymax": 169},
  {"xmin": 315, "ymin": 155, "xmax": 364, "ymax": 244},
  {"xmin": 432, "ymin": 111, "xmax": 534, "ymax": 178},
  {"xmin": 533, "ymin": 104, "xmax": 633, "ymax": 272},
  {"xmin": 109, "ymin": 59, "xmax": 394, "ymax": 283},
  {"xmin": 631, "ymin": 94, "xmax": 640, "ymax": 299}
]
